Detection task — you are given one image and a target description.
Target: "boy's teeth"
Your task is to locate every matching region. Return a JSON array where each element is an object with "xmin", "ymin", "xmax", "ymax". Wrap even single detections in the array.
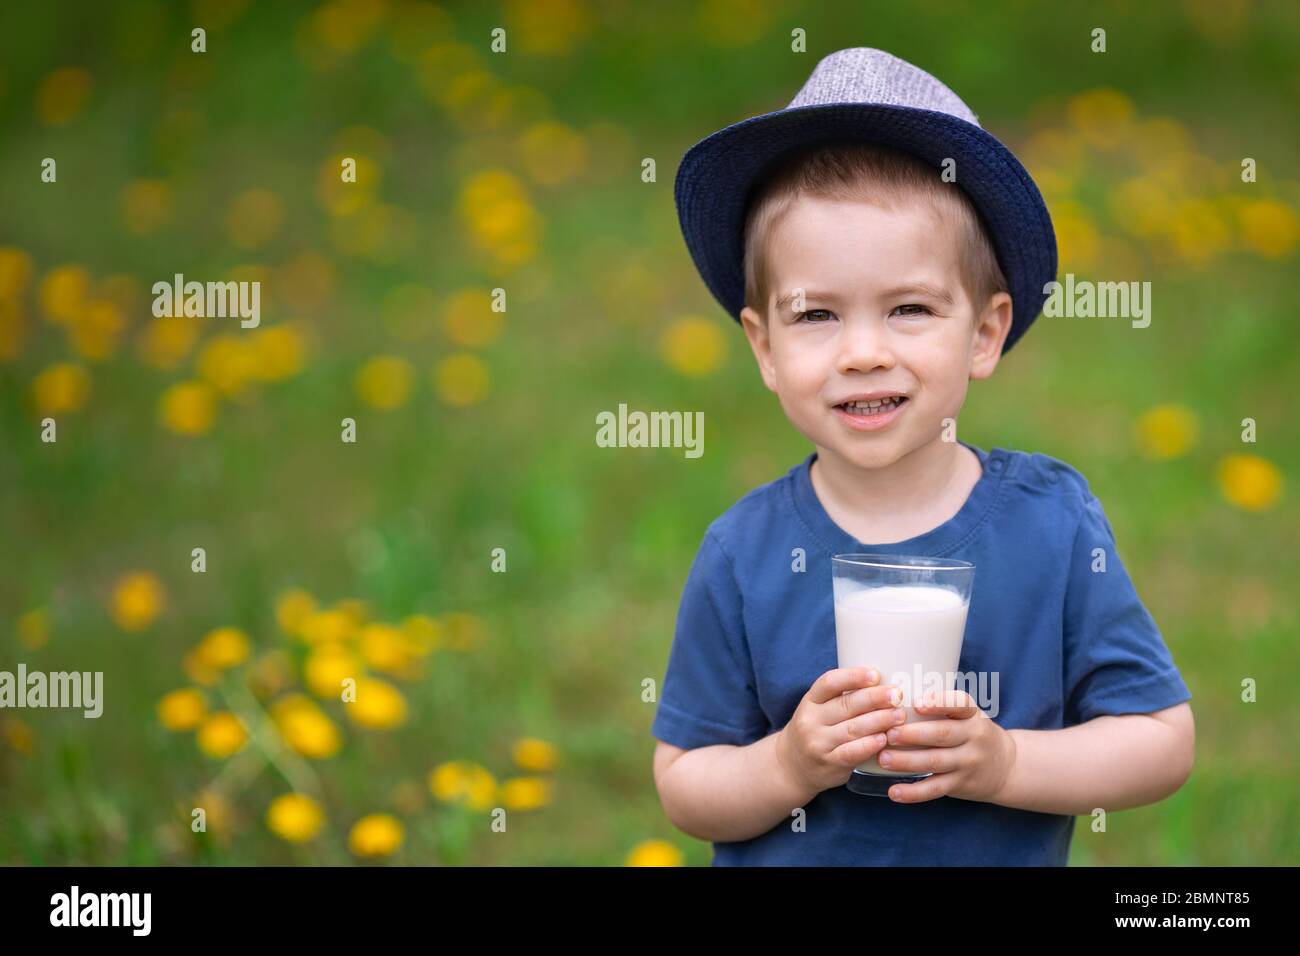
[{"xmin": 841, "ymin": 397, "xmax": 903, "ymax": 415}]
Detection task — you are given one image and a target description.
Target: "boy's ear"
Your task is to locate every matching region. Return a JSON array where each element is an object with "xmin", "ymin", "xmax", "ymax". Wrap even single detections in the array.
[
  {"xmin": 739, "ymin": 305, "xmax": 778, "ymax": 393},
  {"xmin": 969, "ymin": 291, "xmax": 1013, "ymax": 380}
]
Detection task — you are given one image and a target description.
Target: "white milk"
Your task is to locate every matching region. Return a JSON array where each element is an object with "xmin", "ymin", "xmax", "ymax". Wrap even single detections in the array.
[{"xmin": 834, "ymin": 584, "xmax": 969, "ymax": 776}]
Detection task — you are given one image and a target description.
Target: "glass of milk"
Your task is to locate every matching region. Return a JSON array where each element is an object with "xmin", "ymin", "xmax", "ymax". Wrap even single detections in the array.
[{"xmin": 832, "ymin": 554, "xmax": 975, "ymax": 797}]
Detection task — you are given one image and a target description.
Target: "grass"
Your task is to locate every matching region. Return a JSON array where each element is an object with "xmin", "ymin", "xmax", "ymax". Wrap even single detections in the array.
[{"xmin": 1, "ymin": 0, "xmax": 1298, "ymax": 866}]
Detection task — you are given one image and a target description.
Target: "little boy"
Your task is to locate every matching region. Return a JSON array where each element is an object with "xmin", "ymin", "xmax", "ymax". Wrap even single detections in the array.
[{"xmin": 651, "ymin": 48, "xmax": 1195, "ymax": 865}]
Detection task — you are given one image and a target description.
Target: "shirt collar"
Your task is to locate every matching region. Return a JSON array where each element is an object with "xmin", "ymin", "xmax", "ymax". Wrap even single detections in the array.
[{"xmin": 785, "ymin": 439, "xmax": 1009, "ymax": 557}]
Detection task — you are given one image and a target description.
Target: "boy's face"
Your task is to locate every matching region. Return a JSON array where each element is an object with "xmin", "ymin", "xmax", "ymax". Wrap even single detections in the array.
[{"xmin": 739, "ymin": 194, "xmax": 1013, "ymax": 473}]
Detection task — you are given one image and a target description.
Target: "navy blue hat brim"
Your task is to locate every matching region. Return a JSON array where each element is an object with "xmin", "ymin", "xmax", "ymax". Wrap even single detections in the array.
[{"xmin": 674, "ymin": 102, "xmax": 1057, "ymax": 354}]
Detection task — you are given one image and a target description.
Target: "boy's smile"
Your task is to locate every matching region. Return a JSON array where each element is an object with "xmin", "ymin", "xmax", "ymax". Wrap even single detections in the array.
[{"xmin": 740, "ymin": 194, "xmax": 1013, "ymax": 536}]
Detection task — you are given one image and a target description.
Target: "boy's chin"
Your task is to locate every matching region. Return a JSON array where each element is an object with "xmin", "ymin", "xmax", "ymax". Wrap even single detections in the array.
[
  {"xmin": 821, "ymin": 435, "xmax": 911, "ymax": 471},
  {"xmin": 842, "ymin": 444, "xmax": 908, "ymax": 471}
]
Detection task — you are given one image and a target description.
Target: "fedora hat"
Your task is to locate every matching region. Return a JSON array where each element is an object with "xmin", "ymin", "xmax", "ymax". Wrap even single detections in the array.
[{"xmin": 674, "ymin": 47, "xmax": 1057, "ymax": 354}]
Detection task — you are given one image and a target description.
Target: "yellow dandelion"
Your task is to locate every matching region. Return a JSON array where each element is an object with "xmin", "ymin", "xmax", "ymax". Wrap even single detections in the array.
[
  {"xmin": 1238, "ymin": 200, "xmax": 1300, "ymax": 259},
  {"xmin": 1048, "ymin": 201, "xmax": 1100, "ymax": 271},
  {"xmin": 39, "ymin": 265, "xmax": 90, "ymax": 324},
  {"xmin": 626, "ymin": 839, "xmax": 684, "ymax": 867},
  {"xmin": 442, "ymin": 287, "xmax": 503, "ymax": 348},
  {"xmin": 36, "ymin": 67, "xmax": 92, "ymax": 126},
  {"xmin": 1135, "ymin": 116, "xmax": 1192, "ymax": 163},
  {"xmin": 120, "ymin": 179, "xmax": 174, "ymax": 236},
  {"xmin": 68, "ymin": 298, "xmax": 125, "ymax": 361},
  {"xmin": 265, "ymin": 793, "xmax": 325, "ymax": 843},
  {"xmin": 195, "ymin": 627, "xmax": 252, "ymax": 671},
  {"xmin": 32, "ymin": 362, "xmax": 90, "ymax": 415},
  {"xmin": 347, "ymin": 676, "xmax": 408, "ymax": 729},
  {"xmin": 275, "ymin": 588, "xmax": 318, "ymax": 637},
  {"xmin": 196, "ymin": 712, "xmax": 247, "ymax": 758},
  {"xmin": 2, "ymin": 718, "xmax": 35, "ymax": 756},
  {"xmin": 1133, "ymin": 404, "xmax": 1199, "ymax": 460},
  {"xmin": 98, "ymin": 271, "xmax": 143, "ymax": 314},
  {"xmin": 348, "ymin": 814, "xmax": 404, "ymax": 857},
  {"xmin": 192, "ymin": 787, "xmax": 234, "ymax": 835},
  {"xmin": 358, "ymin": 623, "xmax": 413, "ymax": 674},
  {"xmin": 111, "ymin": 571, "xmax": 165, "ymax": 631},
  {"xmin": 1109, "ymin": 177, "xmax": 1172, "ymax": 240},
  {"xmin": 226, "ymin": 188, "xmax": 285, "ymax": 250},
  {"xmin": 299, "ymin": 608, "xmax": 356, "ymax": 644},
  {"xmin": 158, "ymin": 381, "xmax": 218, "ymax": 436},
  {"xmin": 1169, "ymin": 199, "xmax": 1230, "ymax": 266},
  {"xmin": 308, "ymin": 0, "xmax": 387, "ymax": 55},
  {"xmin": 92, "ymin": 274, "xmax": 138, "ymax": 314},
  {"xmin": 457, "ymin": 169, "xmax": 539, "ymax": 264},
  {"xmin": 435, "ymin": 69, "xmax": 509, "ymax": 135},
  {"xmin": 661, "ymin": 316, "xmax": 726, "ymax": 376},
  {"xmin": 245, "ymin": 321, "xmax": 304, "ymax": 382},
  {"xmin": 388, "ymin": 655, "xmax": 428, "ymax": 683},
  {"xmin": 317, "ymin": 153, "xmax": 379, "ymax": 217},
  {"xmin": 503, "ymin": 0, "xmax": 592, "ymax": 56},
  {"xmin": 197, "ymin": 333, "xmax": 260, "ymax": 398},
  {"xmin": 17, "ymin": 609, "xmax": 51, "ymax": 650},
  {"xmin": 183, "ymin": 649, "xmax": 221, "ymax": 687},
  {"xmin": 518, "ymin": 120, "xmax": 589, "ymax": 186},
  {"xmin": 138, "ymin": 315, "xmax": 201, "ymax": 369},
  {"xmin": 356, "ymin": 355, "xmax": 413, "ymax": 410},
  {"xmin": 499, "ymin": 776, "xmax": 553, "ymax": 811},
  {"xmin": 304, "ymin": 644, "xmax": 361, "ymax": 699},
  {"xmin": 415, "ymin": 41, "xmax": 480, "ymax": 104},
  {"xmin": 0, "ymin": 247, "xmax": 34, "ymax": 299},
  {"xmin": 400, "ymin": 614, "xmax": 442, "ymax": 654},
  {"xmin": 427, "ymin": 760, "xmax": 497, "ymax": 811},
  {"xmin": 270, "ymin": 694, "xmax": 341, "ymax": 759},
  {"xmin": 1217, "ymin": 454, "xmax": 1283, "ymax": 512},
  {"xmin": 511, "ymin": 737, "xmax": 558, "ymax": 773},
  {"xmin": 1022, "ymin": 127, "xmax": 1086, "ymax": 177},
  {"xmin": 433, "ymin": 353, "xmax": 490, "ymax": 406},
  {"xmin": 1065, "ymin": 88, "xmax": 1137, "ymax": 151},
  {"xmin": 252, "ymin": 321, "xmax": 308, "ymax": 378},
  {"xmin": 157, "ymin": 689, "xmax": 207, "ymax": 731}
]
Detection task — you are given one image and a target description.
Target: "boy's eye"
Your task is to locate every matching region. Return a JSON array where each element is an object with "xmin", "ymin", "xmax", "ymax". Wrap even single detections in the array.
[
  {"xmin": 892, "ymin": 304, "xmax": 932, "ymax": 317},
  {"xmin": 797, "ymin": 309, "xmax": 834, "ymax": 323}
]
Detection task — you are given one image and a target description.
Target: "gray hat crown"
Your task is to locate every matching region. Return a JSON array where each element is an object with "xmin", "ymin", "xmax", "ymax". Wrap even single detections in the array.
[{"xmin": 787, "ymin": 47, "xmax": 981, "ymax": 128}]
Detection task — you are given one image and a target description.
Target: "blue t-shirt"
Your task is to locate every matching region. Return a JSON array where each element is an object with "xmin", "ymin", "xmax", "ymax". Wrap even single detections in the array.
[{"xmin": 650, "ymin": 441, "xmax": 1192, "ymax": 866}]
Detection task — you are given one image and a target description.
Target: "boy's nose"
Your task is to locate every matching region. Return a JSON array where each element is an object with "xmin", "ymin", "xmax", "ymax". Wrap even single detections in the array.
[{"xmin": 835, "ymin": 316, "xmax": 896, "ymax": 374}]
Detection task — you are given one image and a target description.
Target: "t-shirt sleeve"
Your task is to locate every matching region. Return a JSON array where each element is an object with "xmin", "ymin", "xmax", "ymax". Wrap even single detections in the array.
[
  {"xmin": 1062, "ymin": 492, "xmax": 1192, "ymax": 726},
  {"xmin": 650, "ymin": 529, "xmax": 769, "ymax": 750}
]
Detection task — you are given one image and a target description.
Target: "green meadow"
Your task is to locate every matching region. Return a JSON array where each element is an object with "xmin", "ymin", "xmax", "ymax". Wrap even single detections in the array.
[{"xmin": 1, "ymin": 0, "xmax": 1297, "ymax": 865}]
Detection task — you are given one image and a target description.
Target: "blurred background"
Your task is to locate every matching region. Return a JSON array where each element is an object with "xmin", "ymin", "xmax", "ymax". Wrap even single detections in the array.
[{"xmin": 1, "ymin": 0, "xmax": 1297, "ymax": 865}]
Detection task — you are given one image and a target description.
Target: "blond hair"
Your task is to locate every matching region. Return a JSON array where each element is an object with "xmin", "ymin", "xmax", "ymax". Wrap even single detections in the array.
[{"xmin": 742, "ymin": 140, "xmax": 1008, "ymax": 319}]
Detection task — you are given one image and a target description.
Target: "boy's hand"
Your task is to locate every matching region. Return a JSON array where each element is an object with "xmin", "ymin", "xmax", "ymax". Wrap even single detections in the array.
[
  {"xmin": 775, "ymin": 666, "xmax": 909, "ymax": 795},
  {"xmin": 876, "ymin": 689, "xmax": 1017, "ymax": 805}
]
